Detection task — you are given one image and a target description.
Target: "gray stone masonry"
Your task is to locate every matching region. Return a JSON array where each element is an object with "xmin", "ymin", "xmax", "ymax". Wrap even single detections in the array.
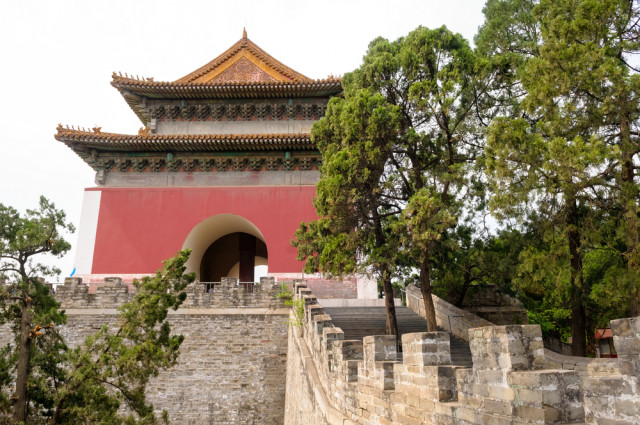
[
  {"xmin": 285, "ymin": 281, "xmax": 640, "ymax": 425},
  {"xmin": 461, "ymin": 285, "xmax": 529, "ymax": 326},
  {"xmin": 56, "ymin": 276, "xmax": 282, "ymax": 309},
  {"xmin": 582, "ymin": 316, "xmax": 640, "ymax": 425},
  {"xmin": 50, "ymin": 276, "xmax": 290, "ymax": 424}
]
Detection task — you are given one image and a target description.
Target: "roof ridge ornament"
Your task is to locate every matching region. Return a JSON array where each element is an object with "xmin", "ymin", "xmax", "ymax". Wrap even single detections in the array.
[{"xmin": 243, "ymin": 27, "xmax": 247, "ymax": 40}]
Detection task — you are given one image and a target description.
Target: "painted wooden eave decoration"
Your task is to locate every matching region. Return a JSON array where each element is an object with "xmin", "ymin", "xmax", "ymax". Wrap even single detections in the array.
[
  {"xmin": 55, "ymin": 125, "xmax": 319, "ymax": 173},
  {"xmin": 55, "ymin": 125, "xmax": 314, "ymax": 153},
  {"xmin": 110, "ymin": 30, "xmax": 342, "ymax": 123}
]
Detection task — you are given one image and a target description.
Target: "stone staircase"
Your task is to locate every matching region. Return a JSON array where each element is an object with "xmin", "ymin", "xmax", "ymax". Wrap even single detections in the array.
[{"xmin": 323, "ymin": 306, "xmax": 472, "ymax": 367}]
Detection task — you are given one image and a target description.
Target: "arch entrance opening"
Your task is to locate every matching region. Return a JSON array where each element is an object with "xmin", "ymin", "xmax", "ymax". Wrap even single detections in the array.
[
  {"xmin": 181, "ymin": 214, "xmax": 268, "ymax": 281},
  {"xmin": 200, "ymin": 233, "xmax": 268, "ymax": 282}
]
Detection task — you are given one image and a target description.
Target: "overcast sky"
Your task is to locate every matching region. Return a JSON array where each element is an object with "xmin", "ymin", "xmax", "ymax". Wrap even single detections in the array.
[{"xmin": 0, "ymin": 0, "xmax": 487, "ymax": 279}]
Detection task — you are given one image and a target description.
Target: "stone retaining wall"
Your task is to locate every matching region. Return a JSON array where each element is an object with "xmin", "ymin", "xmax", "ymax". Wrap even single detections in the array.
[
  {"xmin": 47, "ymin": 276, "xmax": 290, "ymax": 424},
  {"xmin": 285, "ymin": 281, "xmax": 640, "ymax": 425}
]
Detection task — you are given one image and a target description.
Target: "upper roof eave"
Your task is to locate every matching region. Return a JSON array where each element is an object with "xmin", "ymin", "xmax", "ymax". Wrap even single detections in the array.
[
  {"xmin": 110, "ymin": 32, "xmax": 343, "ymax": 125},
  {"xmin": 111, "ymin": 76, "xmax": 342, "ymax": 125},
  {"xmin": 110, "ymin": 75, "xmax": 343, "ymax": 98}
]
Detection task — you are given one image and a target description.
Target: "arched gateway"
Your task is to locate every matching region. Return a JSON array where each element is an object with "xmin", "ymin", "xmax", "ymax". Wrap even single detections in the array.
[{"xmin": 181, "ymin": 214, "xmax": 268, "ymax": 282}]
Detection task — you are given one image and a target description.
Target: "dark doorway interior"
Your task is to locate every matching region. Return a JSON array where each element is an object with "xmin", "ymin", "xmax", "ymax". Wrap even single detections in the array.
[{"xmin": 199, "ymin": 232, "xmax": 268, "ymax": 282}]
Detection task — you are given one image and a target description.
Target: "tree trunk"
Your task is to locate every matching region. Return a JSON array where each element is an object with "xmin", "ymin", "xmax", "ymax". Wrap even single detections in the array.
[
  {"xmin": 419, "ymin": 250, "xmax": 438, "ymax": 332},
  {"xmin": 373, "ymin": 216, "xmax": 399, "ymax": 339},
  {"xmin": 620, "ymin": 114, "xmax": 640, "ymax": 315},
  {"xmin": 570, "ymin": 300, "xmax": 587, "ymax": 357},
  {"xmin": 381, "ymin": 271, "xmax": 399, "ymax": 337},
  {"xmin": 567, "ymin": 196, "xmax": 586, "ymax": 357},
  {"xmin": 585, "ymin": 308, "xmax": 596, "ymax": 357},
  {"xmin": 14, "ymin": 294, "xmax": 32, "ymax": 422},
  {"xmin": 454, "ymin": 260, "xmax": 473, "ymax": 308}
]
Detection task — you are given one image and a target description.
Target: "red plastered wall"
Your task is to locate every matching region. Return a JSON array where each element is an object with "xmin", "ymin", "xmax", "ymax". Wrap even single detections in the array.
[{"xmin": 89, "ymin": 186, "xmax": 317, "ymax": 274}]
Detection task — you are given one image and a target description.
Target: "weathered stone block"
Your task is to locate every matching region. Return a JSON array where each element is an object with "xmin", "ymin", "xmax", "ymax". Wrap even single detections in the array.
[
  {"xmin": 322, "ymin": 326, "xmax": 344, "ymax": 352},
  {"xmin": 363, "ymin": 335, "xmax": 397, "ymax": 364},
  {"xmin": 260, "ymin": 276, "xmax": 275, "ymax": 285},
  {"xmin": 402, "ymin": 332, "xmax": 452, "ymax": 366},
  {"xmin": 63, "ymin": 276, "xmax": 83, "ymax": 286}
]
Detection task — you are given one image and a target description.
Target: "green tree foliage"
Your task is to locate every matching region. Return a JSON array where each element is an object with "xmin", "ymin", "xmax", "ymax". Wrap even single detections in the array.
[
  {"xmin": 428, "ymin": 226, "xmax": 526, "ymax": 308},
  {"xmin": 0, "ymin": 197, "xmax": 194, "ymax": 423},
  {"xmin": 477, "ymin": 0, "xmax": 640, "ymax": 356},
  {"xmin": 293, "ymin": 89, "xmax": 403, "ymax": 336},
  {"xmin": 293, "ymin": 26, "xmax": 488, "ymax": 333},
  {"xmin": 49, "ymin": 250, "xmax": 193, "ymax": 424},
  {"xmin": 0, "ymin": 196, "xmax": 74, "ymax": 422}
]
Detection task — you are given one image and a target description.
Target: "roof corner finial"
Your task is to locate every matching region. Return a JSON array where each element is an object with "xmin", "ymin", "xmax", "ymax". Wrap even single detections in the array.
[{"xmin": 243, "ymin": 27, "xmax": 247, "ymax": 39}]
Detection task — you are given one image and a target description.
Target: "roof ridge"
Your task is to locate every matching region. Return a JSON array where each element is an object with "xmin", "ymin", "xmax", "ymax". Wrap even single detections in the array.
[{"xmin": 175, "ymin": 36, "xmax": 311, "ymax": 83}]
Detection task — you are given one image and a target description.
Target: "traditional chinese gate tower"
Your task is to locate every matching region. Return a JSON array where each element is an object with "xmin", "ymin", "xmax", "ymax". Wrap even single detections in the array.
[{"xmin": 56, "ymin": 31, "xmax": 345, "ymax": 287}]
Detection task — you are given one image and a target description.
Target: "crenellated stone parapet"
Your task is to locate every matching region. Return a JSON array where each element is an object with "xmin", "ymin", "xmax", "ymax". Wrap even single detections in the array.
[
  {"xmin": 285, "ymin": 281, "xmax": 640, "ymax": 425},
  {"xmin": 55, "ymin": 277, "xmax": 93, "ymax": 308},
  {"xmin": 444, "ymin": 325, "xmax": 584, "ymax": 425},
  {"xmin": 582, "ymin": 316, "xmax": 640, "ymax": 425},
  {"xmin": 183, "ymin": 277, "xmax": 285, "ymax": 308},
  {"xmin": 55, "ymin": 276, "xmax": 286, "ymax": 309}
]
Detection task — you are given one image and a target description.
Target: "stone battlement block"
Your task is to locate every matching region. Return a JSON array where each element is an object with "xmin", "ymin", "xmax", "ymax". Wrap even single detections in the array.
[
  {"xmin": 510, "ymin": 370, "xmax": 583, "ymax": 424},
  {"xmin": 402, "ymin": 332, "xmax": 451, "ymax": 366},
  {"xmin": 302, "ymin": 294, "xmax": 318, "ymax": 306},
  {"xmin": 332, "ymin": 340, "xmax": 362, "ymax": 382},
  {"xmin": 305, "ymin": 304, "xmax": 324, "ymax": 321},
  {"xmin": 611, "ymin": 316, "xmax": 640, "ymax": 377},
  {"xmin": 260, "ymin": 276, "xmax": 275, "ymax": 286},
  {"xmin": 469, "ymin": 325, "xmax": 544, "ymax": 371},
  {"xmin": 363, "ymin": 335, "xmax": 397, "ymax": 365},
  {"xmin": 295, "ymin": 286, "xmax": 310, "ymax": 297},
  {"xmin": 322, "ymin": 326, "xmax": 344, "ymax": 352},
  {"xmin": 293, "ymin": 279, "xmax": 306, "ymax": 295},
  {"xmin": 313, "ymin": 314, "xmax": 333, "ymax": 336},
  {"xmin": 334, "ymin": 339, "xmax": 363, "ymax": 361},
  {"xmin": 96, "ymin": 277, "xmax": 128, "ymax": 293},
  {"xmin": 63, "ymin": 277, "xmax": 83, "ymax": 287},
  {"xmin": 56, "ymin": 277, "xmax": 90, "ymax": 307}
]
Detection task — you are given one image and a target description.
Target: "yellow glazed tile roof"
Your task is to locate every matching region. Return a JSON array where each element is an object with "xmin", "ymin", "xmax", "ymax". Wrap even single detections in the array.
[{"xmin": 55, "ymin": 125, "xmax": 315, "ymax": 152}]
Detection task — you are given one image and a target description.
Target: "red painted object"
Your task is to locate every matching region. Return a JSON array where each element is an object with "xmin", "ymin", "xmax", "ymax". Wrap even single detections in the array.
[{"xmin": 89, "ymin": 186, "xmax": 317, "ymax": 274}]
